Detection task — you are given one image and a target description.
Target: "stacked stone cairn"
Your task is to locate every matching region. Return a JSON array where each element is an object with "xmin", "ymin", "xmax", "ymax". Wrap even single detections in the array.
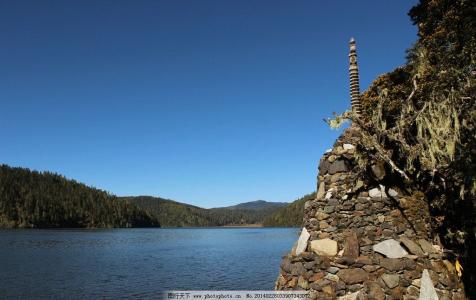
[
  {"xmin": 348, "ymin": 38, "xmax": 362, "ymax": 117},
  {"xmin": 275, "ymin": 126, "xmax": 466, "ymax": 299}
]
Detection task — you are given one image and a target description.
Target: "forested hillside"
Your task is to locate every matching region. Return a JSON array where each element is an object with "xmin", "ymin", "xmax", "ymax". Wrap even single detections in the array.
[
  {"xmin": 121, "ymin": 196, "xmax": 212, "ymax": 227},
  {"xmin": 122, "ymin": 196, "xmax": 287, "ymax": 227},
  {"xmin": 0, "ymin": 163, "xmax": 288, "ymax": 228},
  {"xmin": 0, "ymin": 165, "xmax": 159, "ymax": 228},
  {"xmin": 262, "ymin": 193, "xmax": 315, "ymax": 227}
]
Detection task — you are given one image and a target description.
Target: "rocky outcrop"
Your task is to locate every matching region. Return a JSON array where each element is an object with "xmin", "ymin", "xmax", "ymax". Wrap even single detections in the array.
[{"xmin": 275, "ymin": 126, "xmax": 466, "ymax": 299}]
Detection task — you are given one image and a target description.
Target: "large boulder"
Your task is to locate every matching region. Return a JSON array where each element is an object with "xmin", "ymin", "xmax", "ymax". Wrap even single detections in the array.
[{"xmin": 310, "ymin": 238, "xmax": 338, "ymax": 256}]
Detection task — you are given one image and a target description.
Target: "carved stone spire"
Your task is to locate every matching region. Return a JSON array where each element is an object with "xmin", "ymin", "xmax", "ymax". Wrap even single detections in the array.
[{"xmin": 349, "ymin": 38, "xmax": 361, "ymax": 117}]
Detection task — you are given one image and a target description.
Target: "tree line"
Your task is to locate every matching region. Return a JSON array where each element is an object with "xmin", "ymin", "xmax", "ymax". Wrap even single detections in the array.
[
  {"xmin": 0, "ymin": 165, "xmax": 159, "ymax": 228},
  {"xmin": 122, "ymin": 196, "xmax": 285, "ymax": 227}
]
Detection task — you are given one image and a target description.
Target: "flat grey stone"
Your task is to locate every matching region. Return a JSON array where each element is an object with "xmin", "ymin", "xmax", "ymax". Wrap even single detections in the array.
[
  {"xmin": 369, "ymin": 188, "xmax": 383, "ymax": 198},
  {"xmin": 295, "ymin": 227, "xmax": 310, "ymax": 256},
  {"xmin": 325, "ymin": 273, "xmax": 339, "ymax": 282},
  {"xmin": 329, "ymin": 160, "xmax": 349, "ymax": 175},
  {"xmin": 388, "ymin": 188, "xmax": 398, "ymax": 197},
  {"xmin": 373, "ymin": 239, "xmax": 408, "ymax": 258},
  {"xmin": 319, "ymin": 159, "xmax": 331, "ymax": 175},
  {"xmin": 400, "ymin": 237, "xmax": 424, "ymax": 256},
  {"xmin": 381, "ymin": 273, "xmax": 400, "ymax": 289},
  {"xmin": 419, "ymin": 269, "xmax": 439, "ymax": 300},
  {"xmin": 370, "ymin": 185, "xmax": 390, "ymax": 198},
  {"xmin": 418, "ymin": 239, "xmax": 438, "ymax": 254}
]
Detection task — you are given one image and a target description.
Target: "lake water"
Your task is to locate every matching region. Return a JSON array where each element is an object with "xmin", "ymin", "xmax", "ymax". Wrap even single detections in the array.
[{"xmin": 0, "ymin": 228, "xmax": 298, "ymax": 299}]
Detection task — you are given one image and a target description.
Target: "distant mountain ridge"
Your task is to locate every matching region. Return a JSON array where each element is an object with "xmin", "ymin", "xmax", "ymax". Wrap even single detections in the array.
[
  {"xmin": 121, "ymin": 196, "xmax": 288, "ymax": 227},
  {"xmin": 218, "ymin": 200, "xmax": 288, "ymax": 210}
]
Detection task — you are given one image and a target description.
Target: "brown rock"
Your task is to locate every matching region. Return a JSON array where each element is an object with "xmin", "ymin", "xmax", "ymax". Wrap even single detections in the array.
[
  {"xmin": 322, "ymin": 285, "xmax": 335, "ymax": 295},
  {"xmin": 343, "ymin": 230, "xmax": 359, "ymax": 258},
  {"xmin": 406, "ymin": 285, "xmax": 419, "ymax": 296},
  {"xmin": 291, "ymin": 262, "xmax": 306, "ymax": 275},
  {"xmin": 319, "ymin": 221, "xmax": 329, "ymax": 229},
  {"xmin": 371, "ymin": 161, "xmax": 386, "ymax": 180},
  {"xmin": 389, "ymin": 286, "xmax": 405, "ymax": 299},
  {"xmin": 281, "ymin": 258, "xmax": 292, "ymax": 272},
  {"xmin": 278, "ymin": 275, "xmax": 288, "ymax": 286},
  {"xmin": 363, "ymin": 265, "xmax": 380, "ymax": 272},
  {"xmin": 402, "ymin": 258, "xmax": 417, "ymax": 270},
  {"xmin": 288, "ymin": 277, "xmax": 297, "ymax": 288},
  {"xmin": 337, "ymin": 268, "xmax": 369, "ymax": 284},
  {"xmin": 304, "ymin": 261, "xmax": 316, "ymax": 270},
  {"xmin": 309, "ymin": 272, "xmax": 325, "ymax": 282},
  {"xmin": 403, "ymin": 269, "xmax": 421, "ymax": 281},
  {"xmin": 301, "ymin": 251, "xmax": 315, "ymax": 261},
  {"xmin": 354, "ymin": 256, "xmax": 373, "ymax": 266},
  {"xmin": 309, "ymin": 282, "xmax": 322, "ymax": 291},
  {"xmin": 335, "ymin": 256, "xmax": 356, "ymax": 265},
  {"xmin": 380, "ymin": 258, "xmax": 405, "ymax": 271},
  {"xmin": 390, "ymin": 209, "xmax": 401, "ymax": 217},
  {"xmin": 367, "ymin": 282, "xmax": 385, "ymax": 300},
  {"xmin": 316, "ymin": 211, "xmax": 330, "ymax": 221}
]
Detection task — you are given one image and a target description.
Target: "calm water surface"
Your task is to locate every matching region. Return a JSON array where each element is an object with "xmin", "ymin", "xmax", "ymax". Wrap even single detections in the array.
[{"xmin": 0, "ymin": 228, "xmax": 298, "ymax": 299}]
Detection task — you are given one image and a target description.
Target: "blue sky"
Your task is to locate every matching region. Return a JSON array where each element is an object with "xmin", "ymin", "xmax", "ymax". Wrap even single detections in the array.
[{"xmin": 0, "ymin": 0, "xmax": 418, "ymax": 208}]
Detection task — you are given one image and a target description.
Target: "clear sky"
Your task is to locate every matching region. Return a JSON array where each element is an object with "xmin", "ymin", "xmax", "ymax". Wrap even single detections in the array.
[{"xmin": 0, "ymin": 0, "xmax": 418, "ymax": 208}]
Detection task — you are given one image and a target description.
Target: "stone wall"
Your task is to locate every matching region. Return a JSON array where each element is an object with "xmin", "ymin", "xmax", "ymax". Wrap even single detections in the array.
[{"xmin": 275, "ymin": 126, "xmax": 466, "ymax": 299}]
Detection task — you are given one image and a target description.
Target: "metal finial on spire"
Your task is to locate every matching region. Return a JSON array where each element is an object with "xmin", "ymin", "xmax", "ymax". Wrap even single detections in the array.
[{"xmin": 349, "ymin": 38, "xmax": 361, "ymax": 117}]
